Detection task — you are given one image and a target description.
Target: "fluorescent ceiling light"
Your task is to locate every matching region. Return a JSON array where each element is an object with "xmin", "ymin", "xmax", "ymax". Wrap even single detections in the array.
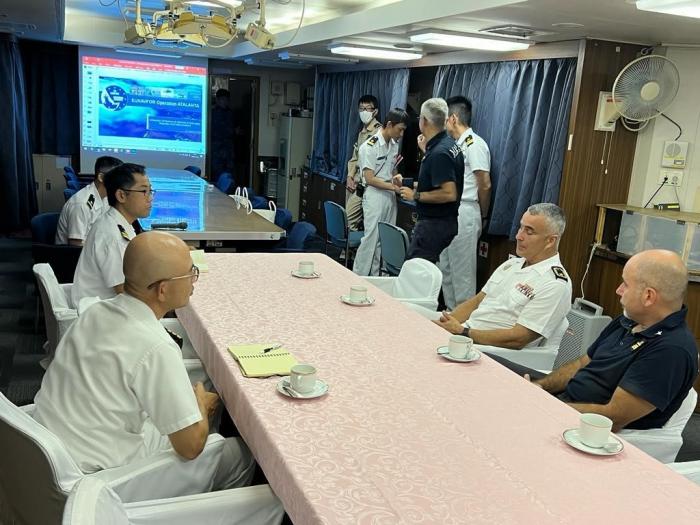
[
  {"xmin": 185, "ymin": 0, "xmax": 242, "ymax": 7},
  {"xmin": 244, "ymin": 58, "xmax": 311, "ymax": 69},
  {"xmin": 278, "ymin": 51, "xmax": 359, "ymax": 64},
  {"xmin": 330, "ymin": 45, "xmax": 422, "ymax": 61},
  {"xmin": 636, "ymin": 0, "xmax": 700, "ymax": 18},
  {"xmin": 115, "ymin": 48, "xmax": 183, "ymax": 59},
  {"xmin": 410, "ymin": 32, "xmax": 530, "ymax": 51}
]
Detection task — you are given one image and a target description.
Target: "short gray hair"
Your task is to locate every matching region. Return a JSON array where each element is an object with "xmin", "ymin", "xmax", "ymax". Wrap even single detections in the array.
[
  {"xmin": 420, "ymin": 98, "xmax": 448, "ymax": 129},
  {"xmin": 527, "ymin": 203, "xmax": 566, "ymax": 237}
]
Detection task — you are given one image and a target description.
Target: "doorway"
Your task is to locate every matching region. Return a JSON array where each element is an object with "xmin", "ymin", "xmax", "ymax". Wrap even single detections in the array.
[{"xmin": 208, "ymin": 75, "xmax": 260, "ymax": 190}]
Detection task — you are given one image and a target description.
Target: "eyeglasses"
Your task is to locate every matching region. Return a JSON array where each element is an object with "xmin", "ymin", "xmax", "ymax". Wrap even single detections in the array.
[
  {"xmin": 359, "ymin": 106, "xmax": 375, "ymax": 111},
  {"xmin": 147, "ymin": 264, "xmax": 200, "ymax": 289},
  {"xmin": 120, "ymin": 188, "xmax": 157, "ymax": 197}
]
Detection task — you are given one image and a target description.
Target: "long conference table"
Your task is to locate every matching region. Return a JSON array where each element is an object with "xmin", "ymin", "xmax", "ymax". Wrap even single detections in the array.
[
  {"xmin": 143, "ymin": 168, "xmax": 284, "ymax": 242},
  {"xmin": 177, "ymin": 253, "xmax": 700, "ymax": 524}
]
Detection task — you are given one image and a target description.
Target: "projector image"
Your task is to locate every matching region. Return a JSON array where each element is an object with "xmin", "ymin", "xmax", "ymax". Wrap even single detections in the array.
[{"xmin": 245, "ymin": 22, "xmax": 275, "ymax": 49}]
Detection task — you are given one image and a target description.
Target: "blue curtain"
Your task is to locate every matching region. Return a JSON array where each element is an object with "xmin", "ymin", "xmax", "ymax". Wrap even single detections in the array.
[
  {"xmin": 434, "ymin": 58, "xmax": 576, "ymax": 237},
  {"xmin": 311, "ymin": 69, "xmax": 409, "ymax": 181},
  {"xmin": 0, "ymin": 34, "xmax": 37, "ymax": 233}
]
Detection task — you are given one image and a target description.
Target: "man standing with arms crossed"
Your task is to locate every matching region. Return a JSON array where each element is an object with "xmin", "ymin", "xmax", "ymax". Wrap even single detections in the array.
[{"xmin": 440, "ymin": 96, "xmax": 491, "ymax": 309}]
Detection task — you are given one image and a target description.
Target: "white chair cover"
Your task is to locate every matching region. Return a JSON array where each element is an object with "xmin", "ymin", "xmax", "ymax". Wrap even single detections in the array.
[
  {"xmin": 364, "ymin": 258, "xmax": 443, "ymax": 310},
  {"xmin": 33, "ymin": 263, "xmax": 78, "ymax": 359},
  {"xmin": 668, "ymin": 460, "xmax": 700, "ymax": 485},
  {"xmin": 63, "ymin": 477, "xmax": 284, "ymax": 525},
  {"xmin": 618, "ymin": 388, "xmax": 698, "ymax": 463}
]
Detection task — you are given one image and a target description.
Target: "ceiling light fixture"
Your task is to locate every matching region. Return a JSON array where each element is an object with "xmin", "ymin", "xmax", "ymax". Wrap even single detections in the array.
[
  {"xmin": 329, "ymin": 45, "xmax": 422, "ymax": 61},
  {"xmin": 278, "ymin": 51, "xmax": 359, "ymax": 64},
  {"xmin": 244, "ymin": 58, "xmax": 311, "ymax": 69},
  {"xmin": 410, "ymin": 32, "xmax": 530, "ymax": 51},
  {"xmin": 636, "ymin": 0, "xmax": 700, "ymax": 18},
  {"xmin": 115, "ymin": 48, "xmax": 183, "ymax": 59}
]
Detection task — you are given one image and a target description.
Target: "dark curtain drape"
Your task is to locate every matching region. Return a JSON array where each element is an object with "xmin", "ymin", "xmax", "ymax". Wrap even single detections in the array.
[
  {"xmin": 311, "ymin": 68, "xmax": 409, "ymax": 181},
  {"xmin": 434, "ymin": 58, "xmax": 577, "ymax": 237},
  {"xmin": 0, "ymin": 33, "xmax": 37, "ymax": 232},
  {"xmin": 20, "ymin": 40, "xmax": 79, "ymax": 157}
]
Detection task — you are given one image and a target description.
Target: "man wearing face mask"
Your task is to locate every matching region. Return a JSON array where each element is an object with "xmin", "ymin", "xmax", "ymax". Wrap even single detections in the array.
[
  {"xmin": 352, "ymin": 108, "xmax": 409, "ymax": 276},
  {"xmin": 345, "ymin": 95, "xmax": 382, "ymax": 232}
]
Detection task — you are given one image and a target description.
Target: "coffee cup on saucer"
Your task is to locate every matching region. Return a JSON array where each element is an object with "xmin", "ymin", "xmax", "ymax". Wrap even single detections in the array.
[
  {"xmin": 290, "ymin": 364, "xmax": 316, "ymax": 394},
  {"xmin": 448, "ymin": 335, "xmax": 473, "ymax": 359},
  {"xmin": 349, "ymin": 285, "xmax": 368, "ymax": 303},
  {"xmin": 578, "ymin": 413, "xmax": 613, "ymax": 448},
  {"xmin": 298, "ymin": 260, "xmax": 315, "ymax": 276}
]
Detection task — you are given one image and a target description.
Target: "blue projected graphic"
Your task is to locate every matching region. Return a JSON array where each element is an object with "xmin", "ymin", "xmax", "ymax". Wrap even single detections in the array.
[{"xmin": 141, "ymin": 175, "xmax": 206, "ymax": 232}]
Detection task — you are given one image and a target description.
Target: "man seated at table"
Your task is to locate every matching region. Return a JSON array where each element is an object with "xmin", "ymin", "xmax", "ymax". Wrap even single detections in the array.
[
  {"xmin": 434, "ymin": 203, "xmax": 572, "ymax": 349},
  {"xmin": 519, "ymin": 249, "xmax": 698, "ymax": 432},
  {"xmin": 71, "ymin": 163, "xmax": 153, "ymax": 307},
  {"xmin": 34, "ymin": 231, "xmax": 257, "ymax": 492}
]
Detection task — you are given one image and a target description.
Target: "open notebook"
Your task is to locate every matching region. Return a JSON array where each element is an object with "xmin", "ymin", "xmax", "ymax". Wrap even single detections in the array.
[{"xmin": 228, "ymin": 344, "xmax": 298, "ymax": 378}]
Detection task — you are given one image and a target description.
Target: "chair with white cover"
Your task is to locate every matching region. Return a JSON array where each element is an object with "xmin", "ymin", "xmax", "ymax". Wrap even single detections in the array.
[
  {"xmin": 62, "ymin": 476, "xmax": 284, "ymax": 525},
  {"xmin": 364, "ymin": 258, "xmax": 443, "ymax": 311},
  {"xmin": 617, "ymin": 388, "xmax": 698, "ymax": 463},
  {"xmin": 0, "ymin": 392, "xmax": 241, "ymax": 525},
  {"xmin": 33, "ymin": 263, "xmax": 77, "ymax": 365},
  {"xmin": 668, "ymin": 460, "xmax": 700, "ymax": 485}
]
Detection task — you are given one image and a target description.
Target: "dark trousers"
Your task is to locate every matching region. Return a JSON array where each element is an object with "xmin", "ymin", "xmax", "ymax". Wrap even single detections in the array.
[{"xmin": 406, "ymin": 216, "xmax": 458, "ymax": 264}]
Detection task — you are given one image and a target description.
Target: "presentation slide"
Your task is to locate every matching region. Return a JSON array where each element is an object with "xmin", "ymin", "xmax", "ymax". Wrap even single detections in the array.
[{"xmin": 79, "ymin": 47, "xmax": 208, "ymax": 175}]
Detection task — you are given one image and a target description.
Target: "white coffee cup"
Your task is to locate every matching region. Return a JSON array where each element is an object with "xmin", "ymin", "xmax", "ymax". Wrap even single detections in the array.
[
  {"xmin": 290, "ymin": 364, "xmax": 317, "ymax": 394},
  {"xmin": 349, "ymin": 285, "xmax": 367, "ymax": 303},
  {"xmin": 448, "ymin": 335, "xmax": 473, "ymax": 358},
  {"xmin": 578, "ymin": 413, "xmax": 613, "ymax": 448},
  {"xmin": 298, "ymin": 260, "xmax": 314, "ymax": 276}
]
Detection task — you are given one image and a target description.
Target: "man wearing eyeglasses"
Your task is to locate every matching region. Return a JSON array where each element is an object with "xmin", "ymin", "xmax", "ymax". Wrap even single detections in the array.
[
  {"xmin": 72, "ymin": 163, "xmax": 155, "ymax": 307},
  {"xmin": 35, "ymin": 232, "xmax": 262, "ymax": 499}
]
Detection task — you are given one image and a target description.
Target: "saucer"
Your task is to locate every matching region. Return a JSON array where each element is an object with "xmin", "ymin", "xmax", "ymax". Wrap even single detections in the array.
[
  {"xmin": 276, "ymin": 377, "xmax": 329, "ymax": 399},
  {"xmin": 562, "ymin": 429, "xmax": 624, "ymax": 456},
  {"xmin": 436, "ymin": 346, "xmax": 481, "ymax": 363},
  {"xmin": 340, "ymin": 295, "xmax": 375, "ymax": 306},
  {"xmin": 291, "ymin": 270, "xmax": 321, "ymax": 279}
]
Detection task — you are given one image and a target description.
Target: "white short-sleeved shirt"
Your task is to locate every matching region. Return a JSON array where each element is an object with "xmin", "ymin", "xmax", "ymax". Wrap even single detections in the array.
[
  {"xmin": 467, "ymin": 254, "xmax": 572, "ymax": 347},
  {"xmin": 456, "ymin": 129, "xmax": 490, "ymax": 203},
  {"xmin": 55, "ymin": 183, "xmax": 109, "ymax": 244},
  {"xmin": 33, "ymin": 293, "xmax": 201, "ymax": 472},
  {"xmin": 357, "ymin": 131, "xmax": 400, "ymax": 183},
  {"xmin": 71, "ymin": 207, "xmax": 135, "ymax": 306}
]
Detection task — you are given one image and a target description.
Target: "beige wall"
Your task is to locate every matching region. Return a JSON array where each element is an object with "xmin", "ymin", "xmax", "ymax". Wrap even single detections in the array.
[{"xmin": 628, "ymin": 47, "xmax": 700, "ymax": 211}]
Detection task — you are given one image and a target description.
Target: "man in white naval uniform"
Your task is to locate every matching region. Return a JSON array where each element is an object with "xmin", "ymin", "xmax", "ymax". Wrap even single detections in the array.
[
  {"xmin": 352, "ymin": 108, "xmax": 409, "ymax": 276},
  {"xmin": 71, "ymin": 163, "xmax": 153, "ymax": 307},
  {"xmin": 435, "ymin": 203, "xmax": 572, "ymax": 350},
  {"xmin": 55, "ymin": 156, "xmax": 122, "ymax": 245},
  {"xmin": 439, "ymin": 97, "xmax": 492, "ymax": 309}
]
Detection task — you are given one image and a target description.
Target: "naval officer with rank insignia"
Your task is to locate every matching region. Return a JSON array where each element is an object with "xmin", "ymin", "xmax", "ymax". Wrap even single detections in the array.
[
  {"xmin": 72, "ymin": 163, "xmax": 155, "ymax": 307},
  {"xmin": 435, "ymin": 203, "xmax": 572, "ymax": 350},
  {"xmin": 55, "ymin": 156, "xmax": 123, "ymax": 245},
  {"xmin": 352, "ymin": 108, "xmax": 409, "ymax": 276}
]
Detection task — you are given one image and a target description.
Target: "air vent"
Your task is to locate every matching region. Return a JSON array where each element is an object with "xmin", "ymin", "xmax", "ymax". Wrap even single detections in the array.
[
  {"xmin": 0, "ymin": 21, "xmax": 37, "ymax": 33},
  {"xmin": 480, "ymin": 25, "xmax": 553, "ymax": 38}
]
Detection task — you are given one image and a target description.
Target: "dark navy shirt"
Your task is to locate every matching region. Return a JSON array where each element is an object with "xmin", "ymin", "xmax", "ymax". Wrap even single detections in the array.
[
  {"xmin": 416, "ymin": 131, "xmax": 464, "ymax": 219},
  {"xmin": 565, "ymin": 307, "xmax": 698, "ymax": 430}
]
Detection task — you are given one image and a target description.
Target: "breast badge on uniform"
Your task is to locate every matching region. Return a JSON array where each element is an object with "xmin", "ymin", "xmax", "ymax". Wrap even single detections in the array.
[
  {"xmin": 516, "ymin": 282, "xmax": 535, "ymax": 299},
  {"xmin": 87, "ymin": 194, "xmax": 95, "ymax": 210},
  {"xmin": 631, "ymin": 340, "xmax": 646, "ymax": 352},
  {"xmin": 551, "ymin": 266, "xmax": 568, "ymax": 282},
  {"xmin": 117, "ymin": 224, "xmax": 131, "ymax": 241}
]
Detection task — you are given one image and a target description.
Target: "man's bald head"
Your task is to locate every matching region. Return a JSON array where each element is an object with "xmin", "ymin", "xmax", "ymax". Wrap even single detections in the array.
[
  {"xmin": 123, "ymin": 231, "xmax": 191, "ymax": 290},
  {"xmin": 629, "ymin": 249, "xmax": 688, "ymax": 307}
]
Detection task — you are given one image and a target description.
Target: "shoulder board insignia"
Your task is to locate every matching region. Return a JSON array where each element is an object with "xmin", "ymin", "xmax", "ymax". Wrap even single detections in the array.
[
  {"xmin": 366, "ymin": 135, "xmax": 379, "ymax": 146},
  {"xmin": 117, "ymin": 224, "xmax": 130, "ymax": 241},
  {"xmin": 631, "ymin": 340, "xmax": 646, "ymax": 351},
  {"xmin": 371, "ymin": 121, "xmax": 381, "ymax": 130},
  {"xmin": 551, "ymin": 266, "xmax": 568, "ymax": 282},
  {"xmin": 86, "ymin": 194, "xmax": 95, "ymax": 210},
  {"xmin": 465, "ymin": 135, "xmax": 474, "ymax": 147}
]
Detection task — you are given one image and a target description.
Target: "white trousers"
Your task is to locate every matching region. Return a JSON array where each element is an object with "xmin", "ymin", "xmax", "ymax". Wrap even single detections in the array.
[
  {"xmin": 439, "ymin": 201, "xmax": 481, "ymax": 310},
  {"xmin": 352, "ymin": 186, "xmax": 397, "ymax": 276}
]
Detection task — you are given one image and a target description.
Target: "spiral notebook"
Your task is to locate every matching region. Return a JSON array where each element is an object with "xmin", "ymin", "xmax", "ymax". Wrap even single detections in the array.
[{"xmin": 228, "ymin": 344, "xmax": 298, "ymax": 378}]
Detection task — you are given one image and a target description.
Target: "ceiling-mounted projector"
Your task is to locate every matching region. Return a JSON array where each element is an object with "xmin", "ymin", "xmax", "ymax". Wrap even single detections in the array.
[{"xmin": 121, "ymin": 0, "xmax": 275, "ymax": 49}]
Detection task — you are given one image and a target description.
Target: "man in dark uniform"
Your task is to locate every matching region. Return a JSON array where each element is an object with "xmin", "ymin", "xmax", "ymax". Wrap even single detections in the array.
[{"xmin": 396, "ymin": 97, "xmax": 464, "ymax": 264}]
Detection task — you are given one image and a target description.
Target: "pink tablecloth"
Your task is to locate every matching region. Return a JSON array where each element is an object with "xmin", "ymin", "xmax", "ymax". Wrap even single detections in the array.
[{"xmin": 177, "ymin": 253, "xmax": 700, "ymax": 524}]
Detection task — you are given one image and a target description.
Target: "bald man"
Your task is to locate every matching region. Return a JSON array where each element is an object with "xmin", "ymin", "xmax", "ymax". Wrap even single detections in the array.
[
  {"xmin": 34, "ymin": 232, "xmax": 257, "ymax": 495},
  {"xmin": 497, "ymin": 250, "xmax": 698, "ymax": 432}
]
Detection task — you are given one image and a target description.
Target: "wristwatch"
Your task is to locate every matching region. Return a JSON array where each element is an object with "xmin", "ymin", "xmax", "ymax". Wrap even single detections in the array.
[
  {"xmin": 414, "ymin": 190, "xmax": 421, "ymax": 202},
  {"xmin": 461, "ymin": 327, "xmax": 470, "ymax": 338}
]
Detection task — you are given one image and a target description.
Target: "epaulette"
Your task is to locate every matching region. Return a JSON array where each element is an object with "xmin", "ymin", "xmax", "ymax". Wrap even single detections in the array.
[
  {"xmin": 117, "ymin": 224, "xmax": 130, "ymax": 241},
  {"xmin": 371, "ymin": 121, "xmax": 382, "ymax": 130},
  {"xmin": 551, "ymin": 266, "xmax": 568, "ymax": 282},
  {"xmin": 366, "ymin": 135, "xmax": 379, "ymax": 147},
  {"xmin": 86, "ymin": 194, "xmax": 95, "ymax": 210},
  {"xmin": 465, "ymin": 135, "xmax": 474, "ymax": 147}
]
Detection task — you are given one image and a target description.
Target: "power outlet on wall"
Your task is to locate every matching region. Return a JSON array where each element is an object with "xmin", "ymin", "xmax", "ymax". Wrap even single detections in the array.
[{"xmin": 658, "ymin": 170, "xmax": 684, "ymax": 186}]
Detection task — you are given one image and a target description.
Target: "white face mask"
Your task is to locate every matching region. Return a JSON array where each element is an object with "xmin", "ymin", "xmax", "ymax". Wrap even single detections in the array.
[{"xmin": 359, "ymin": 110, "xmax": 374, "ymax": 125}]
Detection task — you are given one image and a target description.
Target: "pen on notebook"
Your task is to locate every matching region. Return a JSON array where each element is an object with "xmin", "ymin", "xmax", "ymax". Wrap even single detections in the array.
[{"xmin": 261, "ymin": 344, "xmax": 282, "ymax": 354}]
